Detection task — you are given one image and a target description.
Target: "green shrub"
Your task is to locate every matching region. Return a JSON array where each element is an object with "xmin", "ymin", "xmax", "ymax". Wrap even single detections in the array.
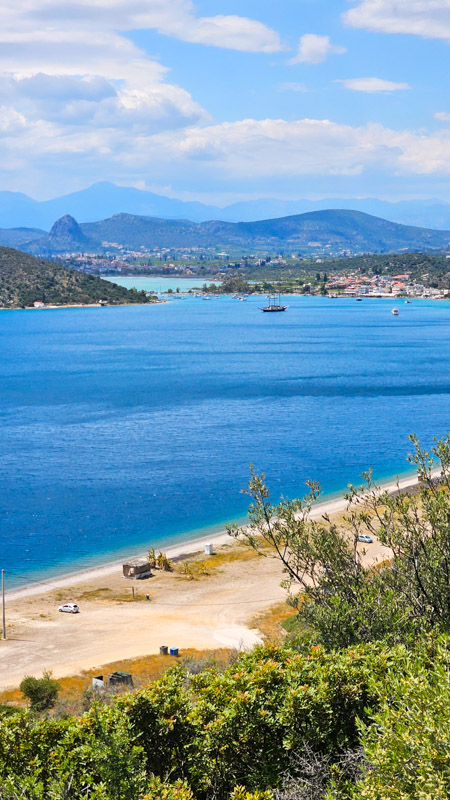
[
  {"xmin": 20, "ymin": 672, "xmax": 60, "ymax": 712},
  {"xmin": 142, "ymin": 777, "xmax": 194, "ymax": 800}
]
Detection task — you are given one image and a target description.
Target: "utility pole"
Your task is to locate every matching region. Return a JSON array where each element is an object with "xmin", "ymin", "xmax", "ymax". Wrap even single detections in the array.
[{"xmin": 1, "ymin": 570, "xmax": 5, "ymax": 640}]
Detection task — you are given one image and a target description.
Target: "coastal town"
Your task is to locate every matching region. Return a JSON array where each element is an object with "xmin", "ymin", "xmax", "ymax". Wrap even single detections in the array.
[{"xmin": 52, "ymin": 249, "xmax": 450, "ymax": 298}]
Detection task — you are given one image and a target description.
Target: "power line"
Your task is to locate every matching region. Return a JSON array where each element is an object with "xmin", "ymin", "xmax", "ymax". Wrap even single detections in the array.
[
  {"xmin": 7, "ymin": 572, "xmax": 284, "ymax": 608},
  {"xmin": 1, "ymin": 570, "xmax": 5, "ymax": 639}
]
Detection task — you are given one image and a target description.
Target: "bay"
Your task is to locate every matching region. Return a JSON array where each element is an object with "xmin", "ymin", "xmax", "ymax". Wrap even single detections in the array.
[
  {"xmin": 1, "ymin": 295, "xmax": 449, "ymax": 589},
  {"xmin": 104, "ymin": 276, "xmax": 221, "ymax": 293}
]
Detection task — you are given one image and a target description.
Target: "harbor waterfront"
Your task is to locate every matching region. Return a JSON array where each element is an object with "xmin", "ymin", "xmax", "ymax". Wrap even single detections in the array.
[{"xmin": 1, "ymin": 295, "xmax": 449, "ymax": 590}]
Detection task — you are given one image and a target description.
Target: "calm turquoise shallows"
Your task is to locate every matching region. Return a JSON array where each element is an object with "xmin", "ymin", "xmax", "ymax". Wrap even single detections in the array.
[{"xmin": 1, "ymin": 296, "xmax": 449, "ymax": 589}]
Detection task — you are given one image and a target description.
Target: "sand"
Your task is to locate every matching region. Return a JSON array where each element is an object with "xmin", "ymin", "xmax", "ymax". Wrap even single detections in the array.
[{"xmin": 0, "ymin": 470, "xmax": 429, "ymax": 691}]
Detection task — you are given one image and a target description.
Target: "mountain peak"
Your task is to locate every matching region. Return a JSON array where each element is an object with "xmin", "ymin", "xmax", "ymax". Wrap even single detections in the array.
[{"xmin": 48, "ymin": 214, "xmax": 86, "ymax": 243}]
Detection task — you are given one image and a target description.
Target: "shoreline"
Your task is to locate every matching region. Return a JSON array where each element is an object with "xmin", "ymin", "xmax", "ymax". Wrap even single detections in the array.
[
  {"xmin": 1, "ymin": 296, "xmax": 443, "ymax": 311},
  {"xmin": 0, "ymin": 466, "xmax": 439, "ymax": 691},
  {"xmin": 6, "ymin": 467, "xmax": 431, "ymax": 603},
  {"xmin": 0, "ymin": 301, "xmax": 165, "ymax": 312}
]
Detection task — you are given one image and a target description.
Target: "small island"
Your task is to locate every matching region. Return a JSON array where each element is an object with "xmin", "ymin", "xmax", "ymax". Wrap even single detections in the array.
[{"xmin": 0, "ymin": 245, "xmax": 159, "ymax": 309}]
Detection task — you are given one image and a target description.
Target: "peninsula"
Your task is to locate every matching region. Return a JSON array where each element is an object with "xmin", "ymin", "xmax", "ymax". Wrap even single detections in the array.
[{"xmin": 0, "ymin": 245, "xmax": 157, "ymax": 309}]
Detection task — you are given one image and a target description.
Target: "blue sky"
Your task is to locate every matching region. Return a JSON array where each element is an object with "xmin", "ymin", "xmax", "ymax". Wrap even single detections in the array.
[{"xmin": 1, "ymin": 0, "xmax": 450, "ymax": 203}]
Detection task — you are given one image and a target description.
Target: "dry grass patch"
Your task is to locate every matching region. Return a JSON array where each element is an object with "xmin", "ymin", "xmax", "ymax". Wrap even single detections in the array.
[
  {"xmin": 250, "ymin": 602, "xmax": 295, "ymax": 642},
  {"xmin": 172, "ymin": 541, "xmax": 260, "ymax": 580},
  {"xmin": 0, "ymin": 648, "xmax": 233, "ymax": 710},
  {"xmin": 77, "ymin": 587, "xmax": 149, "ymax": 603}
]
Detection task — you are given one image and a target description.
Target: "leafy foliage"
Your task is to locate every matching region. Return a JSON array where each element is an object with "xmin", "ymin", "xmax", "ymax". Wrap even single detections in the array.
[
  {"xmin": 353, "ymin": 638, "xmax": 450, "ymax": 800},
  {"xmin": 0, "ymin": 642, "xmax": 411, "ymax": 800}
]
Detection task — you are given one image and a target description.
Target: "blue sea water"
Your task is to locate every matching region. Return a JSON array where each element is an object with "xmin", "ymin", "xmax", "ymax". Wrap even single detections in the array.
[{"xmin": 1, "ymin": 296, "xmax": 449, "ymax": 590}]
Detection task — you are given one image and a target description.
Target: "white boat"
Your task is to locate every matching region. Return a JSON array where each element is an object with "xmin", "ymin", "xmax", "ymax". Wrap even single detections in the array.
[{"xmin": 391, "ymin": 307, "xmax": 399, "ymax": 315}]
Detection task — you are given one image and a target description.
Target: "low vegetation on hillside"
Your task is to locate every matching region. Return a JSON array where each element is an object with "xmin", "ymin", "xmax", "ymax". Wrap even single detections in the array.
[
  {"xmin": 0, "ymin": 246, "xmax": 155, "ymax": 308},
  {"xmin": 0, "ymin": 436, "xmax": 449, "ymax": 799}
]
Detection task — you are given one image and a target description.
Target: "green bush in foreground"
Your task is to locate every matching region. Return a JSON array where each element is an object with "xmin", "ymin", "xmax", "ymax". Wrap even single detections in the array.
[
  {"xmin": 354, "ymin": 642, "xmax": 450, "ymax": 800},
  {"xmin": 1, "ymin": 639, "xmax": 449, "ymax": 800}
]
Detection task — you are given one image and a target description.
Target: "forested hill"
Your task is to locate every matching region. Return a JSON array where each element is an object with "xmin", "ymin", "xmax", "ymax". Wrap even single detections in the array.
[
  {"xmin": 77, "ymin": 209, "xmax": 450, "ymax": 253},
  {"xmin": 10, "ymin": 208, "xmax": 450, "ymax": 255},
  {"xmin": 0, "ymin": 246, "xmax": 153, "ymax": 308}
]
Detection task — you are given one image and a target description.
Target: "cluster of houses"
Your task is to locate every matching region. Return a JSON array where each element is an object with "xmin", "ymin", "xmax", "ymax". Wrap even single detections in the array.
[{"xmin": 325, "ymin": 272, "xmax": 448, "ymax": 298}]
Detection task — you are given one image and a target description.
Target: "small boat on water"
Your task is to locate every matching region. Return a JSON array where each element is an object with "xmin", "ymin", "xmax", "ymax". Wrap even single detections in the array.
[
  {"xmin": 261, "ymin": 294, "xmax": 288, "ymax": 313},
  {"xmin": 391, "ymin": 307, "xmax": 399, "ymax": 316},
  {"xmin": 405, "ymin": 300, "xmax": 411, "ymax": 304},
  {"xmin": 356, "ymin": 297, "xmax": 362, "ymax": 301}
]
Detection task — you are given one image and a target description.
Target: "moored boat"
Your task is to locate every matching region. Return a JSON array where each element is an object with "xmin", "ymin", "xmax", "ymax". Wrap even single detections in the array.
[{"xmin": 261, "ymin": 294, "xmax": 288, "ymax": 312}]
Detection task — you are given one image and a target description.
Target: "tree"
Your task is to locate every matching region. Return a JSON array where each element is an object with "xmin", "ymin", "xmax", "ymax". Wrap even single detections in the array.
[
  {"xmin": 228, "ymin": 435, "xmax": 450, "ymax": 649},
  {"xmin": 346, "ymin": 434, "xmax": 450, "ymax": 634},
  {"xmin": 218, "ymin": 277, "xmax": 251, "ymax": 295},
  {"xmin": 20, "ymin": 672, "xmax": 59, "ymax": 712}
]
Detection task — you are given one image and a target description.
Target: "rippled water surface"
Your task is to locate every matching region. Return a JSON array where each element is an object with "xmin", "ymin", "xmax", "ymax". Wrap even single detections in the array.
[{"xmin": 1, "ymin": 296, "xmax": 449, "ymax": 588}]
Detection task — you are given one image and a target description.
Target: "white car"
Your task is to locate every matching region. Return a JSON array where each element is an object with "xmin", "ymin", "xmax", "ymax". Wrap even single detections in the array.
[
  {"xmin": 58, "ymin": 603, "xmax": 79, "ymax": 614},
  {"xmin": 358, "ymin": 534, "xmax": 373, "ymax": 544}
]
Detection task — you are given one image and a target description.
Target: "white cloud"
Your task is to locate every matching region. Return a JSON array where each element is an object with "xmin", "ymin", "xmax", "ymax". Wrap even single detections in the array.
[
  {"xmin": 0, "ymin": 1, "xmax": 285, "ymax": 191},
  {"xmin": 107, "ymin": 118, "xmax": 450, "ymax": 179},
  {"xmin": 289, "ymin": 34, "xmax": 346, "ymax": 65},
  {"xmin": 278, "ymin": 82, "xmax": 309, "ymax": 93},
  {"xmin": 337, "ymin": 77, "xmax": 410, "ymax": 92},
  {"xmin": 344, "ymin": 1, "xmax": 450, "ymax": 40},
  {"xmin": 0, "ymin": 1, "xmax": 282, "ymax": 54},
  {"xmin": 434, "ymin": 111, "xmax": 450, "ymax": 121},
  {"xmin": 3, "ymin": 112, "xmax": 450, "ymax": 195},
  {"xmin": 0, "ymin": 72, "xmax": 209, "ymax": 131},
  {"xmin": 1, "ymin": 2, "xmax": 448, "ymax": 198}
]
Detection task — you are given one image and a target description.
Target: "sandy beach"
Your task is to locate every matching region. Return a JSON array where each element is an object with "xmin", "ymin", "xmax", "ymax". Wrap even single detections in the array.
[{"xmin": 0, "ymin": 470, "xmax": 428, "ymax": 692}]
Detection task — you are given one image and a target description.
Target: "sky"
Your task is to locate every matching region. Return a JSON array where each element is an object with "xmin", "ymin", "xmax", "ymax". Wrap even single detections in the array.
[{"xmin": 1, "ymin": 0, "xmax": 450, "ymax": 203}]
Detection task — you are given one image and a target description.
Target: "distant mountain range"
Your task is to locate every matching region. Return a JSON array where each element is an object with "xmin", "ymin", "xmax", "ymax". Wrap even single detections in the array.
[
  {"xmin": 2, "ymin": 181, "xmax": 450, "ymax": 230},
  {"xmin": 13, "ymin": 209, "xmax": 450, "ymax": 256}
]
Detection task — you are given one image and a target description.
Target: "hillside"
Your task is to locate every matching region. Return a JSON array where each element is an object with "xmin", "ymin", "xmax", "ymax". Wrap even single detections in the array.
[
  {"xmin": 0, "ymin": 226, "xmax": 46, "ymax": 248},
  {"xmin": 230, "ymin": 208, "xmax": 450, "ymax": 251},
  {"xmin": 84, "ymin": 209, "xmax": 450, "ymax": 253},
  {"xmin": 18, "ymin": 209, "xmax": 450, "ymax": 255},
  {"xmin": 0, "ymin": 246, "xmax": 154, "ymax": 308}
]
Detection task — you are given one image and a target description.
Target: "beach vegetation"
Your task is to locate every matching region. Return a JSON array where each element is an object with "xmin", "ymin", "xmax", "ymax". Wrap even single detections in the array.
[{"xmin": 156, "ymin": 552, "xmax": 173, "ymax": 571}]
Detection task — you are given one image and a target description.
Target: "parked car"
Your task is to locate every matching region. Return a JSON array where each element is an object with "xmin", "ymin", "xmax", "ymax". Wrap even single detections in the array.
[
  {"xmin": 58, "ymin": 603, "xmax": 79, "ymax": 614},
  {"xmin": 357, "ymin": 534, "xmax": 373, "ymax": 544}
]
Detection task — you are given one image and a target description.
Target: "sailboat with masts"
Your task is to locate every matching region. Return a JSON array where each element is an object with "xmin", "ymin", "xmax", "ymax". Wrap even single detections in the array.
[{"xmin": 261, "ymin": 293, "xmax": 288, "ymax": 312}]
